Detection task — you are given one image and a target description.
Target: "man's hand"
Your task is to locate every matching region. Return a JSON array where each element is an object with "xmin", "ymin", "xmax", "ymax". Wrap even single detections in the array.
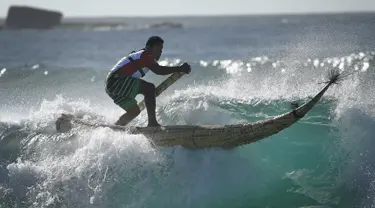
[
  {"xmin": 149, "ymin": 61, "xmax": 191, "ymax": 75},
  {"xmin": 179, "ymin": 62, "xmax": 191, "ymax": 74}
]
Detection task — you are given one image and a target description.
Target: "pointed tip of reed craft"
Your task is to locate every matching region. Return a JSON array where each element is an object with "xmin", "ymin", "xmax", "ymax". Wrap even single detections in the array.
[{"xmin": 321, "ymin": 67, "xmax": 355, "ymax": 85}]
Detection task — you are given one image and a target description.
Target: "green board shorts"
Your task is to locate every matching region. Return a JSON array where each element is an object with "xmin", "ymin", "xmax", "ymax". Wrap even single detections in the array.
[{"xmin": 105, "ymin": 74, "xmax": 142, "ymax": 110}]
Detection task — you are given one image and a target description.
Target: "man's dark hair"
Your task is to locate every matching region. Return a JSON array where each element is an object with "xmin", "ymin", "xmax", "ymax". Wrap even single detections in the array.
[{"xmin": 146, "ymin": 36, "xmax": 164, "ymax": 48}]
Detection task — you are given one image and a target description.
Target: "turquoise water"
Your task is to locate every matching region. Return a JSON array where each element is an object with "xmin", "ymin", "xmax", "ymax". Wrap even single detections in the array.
[{"xmin": 1, "ymin": 13, "xmax": 375, "ymax": 208}]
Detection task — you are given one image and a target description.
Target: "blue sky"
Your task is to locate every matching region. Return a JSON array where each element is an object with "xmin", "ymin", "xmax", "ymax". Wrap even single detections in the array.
[{"xmin": 1, "ymin": 0, "xmax": 375, "ymax": 17}]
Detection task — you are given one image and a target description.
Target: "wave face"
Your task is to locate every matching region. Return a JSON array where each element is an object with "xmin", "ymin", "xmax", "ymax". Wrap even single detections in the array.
[{"xmin": 1, "ymin": 13, "xmax": 375, "ymax": 208}]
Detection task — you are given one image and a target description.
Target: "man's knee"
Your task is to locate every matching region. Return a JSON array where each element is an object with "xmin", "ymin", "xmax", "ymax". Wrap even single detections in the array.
[
  {"xmin": 148, "ymin": 83, "xmax": 156, "ymax": 94},
  {"xmin": 140, "ymin": 81, "xmax": 156, "ymax": 95}
]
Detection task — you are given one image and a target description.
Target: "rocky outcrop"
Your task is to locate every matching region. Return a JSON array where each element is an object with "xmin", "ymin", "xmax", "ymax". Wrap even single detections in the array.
[
  {"xmin": 2, "ymin": 6, "xmax": 63, "ymax": 29},
  {"xmin": 148, "ymin": 22, "xmax": 183, "ymax": 29}
]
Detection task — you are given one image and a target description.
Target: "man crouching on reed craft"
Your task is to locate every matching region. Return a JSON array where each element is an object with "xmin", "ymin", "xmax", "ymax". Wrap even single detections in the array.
[{"xmin": 105, "ymin": 36, "xmax": 191, "ymax": 127}]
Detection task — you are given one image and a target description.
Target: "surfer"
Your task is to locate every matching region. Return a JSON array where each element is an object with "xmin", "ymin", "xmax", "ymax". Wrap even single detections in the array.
[{"xmin": 105, "ymin": 36, "xmax": 191, "ymax": 127}]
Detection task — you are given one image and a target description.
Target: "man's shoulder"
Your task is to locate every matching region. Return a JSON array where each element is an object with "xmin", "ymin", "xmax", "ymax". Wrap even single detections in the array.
[
  {"xmin": 139, "ymin": 50, "xmax": 155, "ymax": 62},
  {"xmin": 140, "ymin": 49, "xmax": 152, "ymax": 57}
]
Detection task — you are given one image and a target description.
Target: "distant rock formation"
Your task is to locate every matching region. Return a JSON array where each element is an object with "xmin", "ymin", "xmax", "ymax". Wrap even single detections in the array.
[
  {"xmin": 148, "ymin": 22, "xmax": 183, "ymax": 29},
  {"xmin": 2, "ymin": 6, "xmax": 63, "ymax": 29}
]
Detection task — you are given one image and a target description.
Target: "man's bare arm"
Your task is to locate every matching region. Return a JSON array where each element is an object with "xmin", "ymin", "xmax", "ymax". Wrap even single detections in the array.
[{"xmin": 148, "ymin": 62, "xmax": 191, "ymax": 75}]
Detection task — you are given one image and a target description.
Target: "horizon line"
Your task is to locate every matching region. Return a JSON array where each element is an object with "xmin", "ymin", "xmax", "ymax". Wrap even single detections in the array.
[{"xmin": 1, "ymin": 9, "xmax": 375, "ymax": 19}]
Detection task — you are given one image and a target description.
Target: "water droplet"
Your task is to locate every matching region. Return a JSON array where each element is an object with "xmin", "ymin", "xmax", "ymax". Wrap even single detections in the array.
[
  {"xmin": 362, "ymin": 62, "xmax": 370, "ymax": 72},
  {"xmin": 199, "ymin": 60, "xmax": 208, "ymax": 67},
  {"xmin": 313, "ymin": 59, "xmax": 320, "ymax": 67},
  {"xmin": 0, "ymin": 68, "xmax": 6, "ymax": 77},
  {"xmin": 32, "ymin": 64, "xmax": 39, "ymax": 69}
]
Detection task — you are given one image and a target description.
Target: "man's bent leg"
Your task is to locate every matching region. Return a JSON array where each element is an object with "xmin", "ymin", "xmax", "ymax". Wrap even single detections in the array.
[
  {"xmin": 115, "ymin": 105, "xmax": 141, "ymax": 126},
  {"xmin": 139, "ymin": 81, "xmax": 160, "ymax": 127},
  {"xmin": 106, "ymin": 75, "xmax": 144, "ymax": 126}
]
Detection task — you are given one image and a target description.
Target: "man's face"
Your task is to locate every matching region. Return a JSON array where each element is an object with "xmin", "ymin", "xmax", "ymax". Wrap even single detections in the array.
[{"xmin": 151, "ymin": 43, "xmax": 163, "ymax": 61}]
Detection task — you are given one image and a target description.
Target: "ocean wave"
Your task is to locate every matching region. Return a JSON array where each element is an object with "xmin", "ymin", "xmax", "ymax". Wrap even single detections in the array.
[{"xmin": 1, "ymin": 50, "xmax": 375, "ymax": 207}]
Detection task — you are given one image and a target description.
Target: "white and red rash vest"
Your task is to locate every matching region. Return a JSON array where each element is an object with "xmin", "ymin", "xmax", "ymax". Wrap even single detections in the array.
[{"xmin": 109, "ymin": 49, "xmax": 157, "ymax": 78}]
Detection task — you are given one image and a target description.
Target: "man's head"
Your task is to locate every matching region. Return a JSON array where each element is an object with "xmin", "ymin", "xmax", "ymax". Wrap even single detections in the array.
[{"xmin": 145, "ymin": 36, "xmax": 164, "ymax": 61}]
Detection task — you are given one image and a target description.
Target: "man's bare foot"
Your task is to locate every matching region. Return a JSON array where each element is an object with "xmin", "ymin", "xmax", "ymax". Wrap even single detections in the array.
[
  {"xmin": 147, "ymin": 122, "xmax": 161, "ymax": 127},
  {"xmin": 115, "ymin": 120, "xmax": 126, "ymax": 126}
]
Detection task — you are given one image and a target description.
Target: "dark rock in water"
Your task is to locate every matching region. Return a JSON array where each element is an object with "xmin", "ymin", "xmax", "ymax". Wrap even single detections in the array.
[
  {"xmin": 2, "ymin": 5, "xmax": 63, "ymax": 29},
  {"xmin": 0, "ymin": 19, "xmax": 4, "ymax": 30}
]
